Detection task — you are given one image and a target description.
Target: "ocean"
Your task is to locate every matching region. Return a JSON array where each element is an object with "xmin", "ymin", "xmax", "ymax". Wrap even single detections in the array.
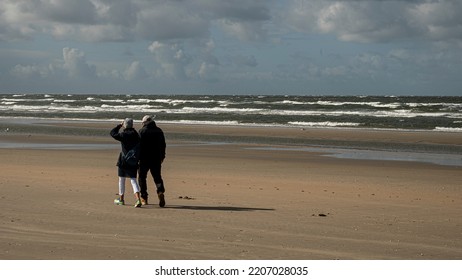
[{"xmin": 1, "ymin": 94, "xmax": 462, "ymax": 131}]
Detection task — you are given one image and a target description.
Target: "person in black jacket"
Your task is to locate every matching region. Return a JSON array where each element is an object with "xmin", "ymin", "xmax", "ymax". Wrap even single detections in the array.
[
  {"xmin": 138, "ymin": 115, "xmax": 166, "ymax": 207},
  {"xmin": 110, "ymin": 118, "xmax": 142, "ymax": 208}
]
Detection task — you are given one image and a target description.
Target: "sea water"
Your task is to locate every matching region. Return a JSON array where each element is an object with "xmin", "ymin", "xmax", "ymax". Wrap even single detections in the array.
[{"xmin": 1, "ymin": 94, "xmax": 461, "ymax": 131}]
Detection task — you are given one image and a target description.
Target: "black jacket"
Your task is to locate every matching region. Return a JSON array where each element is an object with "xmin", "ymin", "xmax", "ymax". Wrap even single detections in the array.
[
  {"xmin": 138, "ymin": 121, "xmax": 166, "ymax": 163},
  {"xmin": 110, "ymin": 124, "xmax": 140, "ymax": 167}
]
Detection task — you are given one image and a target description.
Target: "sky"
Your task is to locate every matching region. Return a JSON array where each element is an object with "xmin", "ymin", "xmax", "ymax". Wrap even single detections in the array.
[{"xmin": 0, "ymin": 0, "xmax": 461, "ymax": 96}]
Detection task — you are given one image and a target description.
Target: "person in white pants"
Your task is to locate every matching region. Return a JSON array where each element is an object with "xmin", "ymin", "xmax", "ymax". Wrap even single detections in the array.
[{"xmin": 110, "ymin": 118, "xmax": 142, "ymax": 207}]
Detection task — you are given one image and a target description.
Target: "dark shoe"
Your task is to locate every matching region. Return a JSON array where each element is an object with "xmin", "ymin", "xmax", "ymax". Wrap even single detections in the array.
[
  {"xmin": 158, "ymin": 193, "xmax": 165, "ymax": 208},
  {"xmin": 141, "ymin": 198, "xmax": 148, "ymax": 205}
]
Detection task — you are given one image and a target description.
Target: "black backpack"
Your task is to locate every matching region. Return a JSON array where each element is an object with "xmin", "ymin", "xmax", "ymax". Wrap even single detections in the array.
[{"xmin": 122, "ymin": 144, "xmax": 140, "ymax": 167}]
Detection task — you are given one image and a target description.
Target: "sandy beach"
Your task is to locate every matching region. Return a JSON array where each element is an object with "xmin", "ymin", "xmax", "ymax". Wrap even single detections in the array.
[{"xmin": 0, "ymin": 121, "xmax": 461, "ymax": 259}]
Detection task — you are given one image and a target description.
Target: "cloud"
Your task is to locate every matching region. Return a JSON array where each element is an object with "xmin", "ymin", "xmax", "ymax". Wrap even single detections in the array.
[
  {"xmin": 148, "ymin": 41, "xmax": 192, "ymax": 80},
  {"xmin": 202, "ymin": 0, "xmax": 271, "ymax": 41},
  {"xmin": 39, "ymin": 0, "xmax": 98, "ymax": 24},
  {"xmin": 10, "ymin": 64, "xmax": 50, "ymax": 79},
  {"xmin": 281, "ymin": 0, "xmax": 462, "ymax": 44},
  {"xmin": 135, "ymin": 0, "xmax": 271, "ymax": 42},
  {"xmin": 2, "ymin": 0, "xmax": 461, "ymax": 45},
  {"xmin": 96, "ymin": 0, "xmax": 139, "ymax": 27},
  {"xmin": 0, "ymin": 1, "xmax": 38, "ymax": 41},
  {"xmin": 1, "ymin": 0, "xmax": 461, "ymax": 94},
  {"xmin": 124, "ymin": 61, "xmax": 148, "ymax": 81},
  {"xmin": 198, "ymin": 62, "xmax": 219, "ymax": 82},
  {"xmin": 408, "ymin": 0, "xmax": 462, "ymax": 42},
  {"xmin": 62, "ymin": 47, "xmax": 97, "ymax": 79},
  {"xmin": 218, "ymin": 19, "xmax": 268, "ymax": 42},
  {"xmin": 200, "ymin": 0, "xmax": 270, "ymax": 21},
  {"xmin": 10, "ymin": 48, "xmax": 98, "ymax": 80},
  {"xmin": 136, "ymin": 2, "xmax": 210, "ymax": 41},
  {"xmin": 197, "ymin": 39, "xmax": 220, "ymax": 81},
  {"xmin": 0, "ymin": 0, "xmax": 273, "ymax": 42}
]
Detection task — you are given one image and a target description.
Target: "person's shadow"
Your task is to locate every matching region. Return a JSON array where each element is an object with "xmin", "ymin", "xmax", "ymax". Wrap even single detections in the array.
[{"xmin": 163, "ymin": 205, "xmax": 274, "ymax": 212}]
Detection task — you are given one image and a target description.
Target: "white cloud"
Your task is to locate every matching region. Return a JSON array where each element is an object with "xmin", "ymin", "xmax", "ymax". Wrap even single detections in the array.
[
  {"xmin": 124, "ymin": 61, "xmax": 148, "ymax": 81},
  {"xmin": 7, "ymin": 49, "xmax": 86, "ymax": 81},
  {"xmin": 62, "ymin": 47, "xmax": 96, "ymax": 79},
  {"xmin": 0, "ymin": 1, "xmax": 38, "ymax": 41},
  {"xmin": 0, "ymin": 0, "xmax": 273, "ymax": 42},
  {"xmin": 10, "ymin": 64, "xmax": 49, "ymax": 79},
  {"xmin": 198, "ymin": 62, "xmax": 219, "ymax": 82},
  {"xmin": 197, "ymin": 39, "xmax": 220, "ymax": 81},
  {"xmin": 408, "ymin": 0, "xmax": 462, "ymax": 42},
  {"xmin": 281, "ymin": 0, "xmax": 462, "ymax": 44},
  {"xmin": 148, "ymin": 41, "xmax": 192, "ymax": 80}
]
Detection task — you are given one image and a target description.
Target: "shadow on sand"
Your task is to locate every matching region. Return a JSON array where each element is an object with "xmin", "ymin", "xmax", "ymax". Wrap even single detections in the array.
[{"xmin": 164, "ymin": 205, "xmax": 275, "ymax": 212}]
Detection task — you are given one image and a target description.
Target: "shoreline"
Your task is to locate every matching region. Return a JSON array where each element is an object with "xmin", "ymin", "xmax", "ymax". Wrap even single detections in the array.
[
  {"xmin": 2, "ymin": 116, "xmax": 461, "ymax": 143},
  {"xmin": 1, "ymin": 117, "xmax": 461, "ymax": 166},
  {"xmin": 2, "ymin": 115, "xmax": 462, "ymax": 133}
]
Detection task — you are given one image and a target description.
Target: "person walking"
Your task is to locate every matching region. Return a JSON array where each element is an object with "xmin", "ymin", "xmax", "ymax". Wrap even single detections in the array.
[
  {"xmin": 138, "ymin": 115, "xmax": 166, "ymax": 207},
  {"xmin": 110, "ymin": 118, "xmax": 142, "ymax": 208}
]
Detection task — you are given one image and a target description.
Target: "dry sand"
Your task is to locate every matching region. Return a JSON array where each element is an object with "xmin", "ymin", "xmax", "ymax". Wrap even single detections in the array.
[{"xmin": 0, "ymin": 123, "xmax": 461, "ymax": 259}]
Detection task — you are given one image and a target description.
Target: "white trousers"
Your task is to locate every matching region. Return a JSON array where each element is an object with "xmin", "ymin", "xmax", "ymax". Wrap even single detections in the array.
[{"xmin": 118, "ymin": 177, "xmax": 140, "ymax": 195}]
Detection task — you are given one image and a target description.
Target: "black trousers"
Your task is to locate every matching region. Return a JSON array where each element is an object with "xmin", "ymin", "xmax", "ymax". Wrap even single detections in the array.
[{"xmin": 138, "ymin": 160, "xmax": 164, "ymax": 200}]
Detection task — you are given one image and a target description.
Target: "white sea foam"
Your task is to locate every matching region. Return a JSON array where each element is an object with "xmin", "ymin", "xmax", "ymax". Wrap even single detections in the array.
[
  {"xmin": 2, "ymin": 103, "xmax": 461, "ymax": 120},
  {"xmin": 310, "ymin": 101, "xmax": 402, "ymax": 109},
  {"xmin": 100, "ymin": 104, "xmax": 158, "ymax": 111},
  {"xmin": 179, "ymin": 106, "xmax": 265, "ymax": 114},
  {"xmin": 164, "ymin": 120, "xmax": 240, "ymax": 126},
  {"xmin": 407, "ymin": 102, "xmax": 462, "ymax": 108},
  {"xmin": 288, "ymin": 121, "xmax": 361, "ymax": 127},
  {"xmin": 279, "ymin": 100, "xmax": 305, "ymax": 105},
  {"xmin": 148, "ymin": 98, "xmax": 216, "ymax": 105},
  {"xmin": 433, "ymin": 127, "xmax": 462, "ymax": 132},
  {"xmin": 159, "ymin": 107, "xmax": 462, "ymax": 119},
  {"xmin": 1, "ymin": 98, "xmax": 53, "ymax": 102},
  {"xmin": 52, "ymin": 99, "xmax": 78, "ymax": 103},
  {"xmin": 99, "ymin": 99, "xmax": 125, "ymax": 103}
]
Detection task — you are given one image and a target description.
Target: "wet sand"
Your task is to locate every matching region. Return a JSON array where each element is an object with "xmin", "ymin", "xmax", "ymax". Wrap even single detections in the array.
[{"xmin": 0, "ymin": 122, "xmax": 461, "ymax": 259}]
